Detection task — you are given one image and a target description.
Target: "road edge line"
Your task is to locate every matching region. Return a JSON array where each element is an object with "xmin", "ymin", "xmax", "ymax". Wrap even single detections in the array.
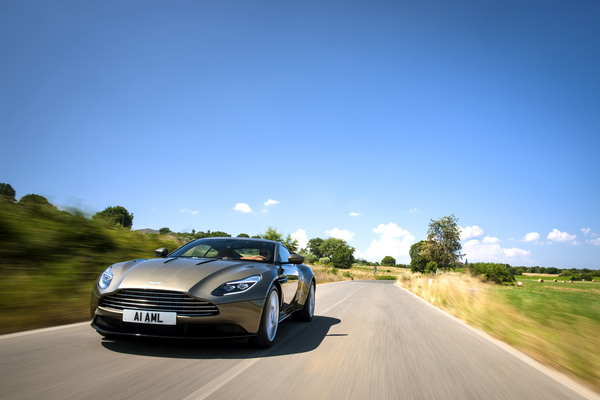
[
  {"xmin": 0, "ymin": 321, "xmax": 90, "ymax": 341},
  {"xmin": 394, "ymin": 281, "xmax": 600, "ymax": 400}
]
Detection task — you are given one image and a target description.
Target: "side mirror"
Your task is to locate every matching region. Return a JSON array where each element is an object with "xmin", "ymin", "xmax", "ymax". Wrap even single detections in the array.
[
  {"xmin": 288, "ymin": 254, "xmax": 305, "ymax": 265},
  {"xmin": 155, "ymin": 248, "xmax": 169, "ymax": 257}
]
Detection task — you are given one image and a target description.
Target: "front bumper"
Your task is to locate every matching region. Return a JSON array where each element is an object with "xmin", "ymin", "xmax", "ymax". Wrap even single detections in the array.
[{"xmin": 91, "ymin": 297, "xmax": 265, "ymax": 339}]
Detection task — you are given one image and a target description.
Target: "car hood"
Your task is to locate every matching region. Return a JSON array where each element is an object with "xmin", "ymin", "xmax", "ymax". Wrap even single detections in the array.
[{"xmin": 110, "ymin": 257, "xmax": 268, "ymax": 295}]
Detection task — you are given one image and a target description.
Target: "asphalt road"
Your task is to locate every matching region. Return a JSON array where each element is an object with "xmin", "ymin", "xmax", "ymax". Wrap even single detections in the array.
[{"xmin": 1, "ymin": 280, "xmax": 598, "ymax": 400}]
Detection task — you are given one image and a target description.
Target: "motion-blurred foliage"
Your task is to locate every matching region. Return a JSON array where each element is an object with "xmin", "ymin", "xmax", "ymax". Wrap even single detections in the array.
[{"xmin": 0, "ymin": 200, "xmax": 182, "ymax": 334}]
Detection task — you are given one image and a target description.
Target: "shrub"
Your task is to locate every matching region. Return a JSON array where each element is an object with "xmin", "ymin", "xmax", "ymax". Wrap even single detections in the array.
[
  {"xmin": 303, "ymin": 254, "xmax": 318, "ymax": 264},
  {"xmin": 471, "ymin": 263, "xmax": 515, "ymax": 285},
  {"xmin": 318, "ymin": 257, "xmax": 331, "ymax": 265}
]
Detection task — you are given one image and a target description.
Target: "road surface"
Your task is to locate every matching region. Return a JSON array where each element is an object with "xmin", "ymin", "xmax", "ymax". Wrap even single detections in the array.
[{"xmin": 1, "ymin": 280, "xmax": 597, "ymax": 400}]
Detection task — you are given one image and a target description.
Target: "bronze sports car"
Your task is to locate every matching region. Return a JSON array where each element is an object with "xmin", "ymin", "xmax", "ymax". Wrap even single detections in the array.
[{"xmin": 91, "ymin": 237, "xmax": 315, "ymax": 347}]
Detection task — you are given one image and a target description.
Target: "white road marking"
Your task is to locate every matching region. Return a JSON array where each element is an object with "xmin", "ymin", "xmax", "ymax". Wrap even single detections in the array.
[
  {"xmin": 182, "ymin": 283, "xmax": 366, "ymax": 400},
  {"xmin": 0, "ymin": 322, "xmax": 90, "ymax": 341},
  {"xmin": 394, "ymin": 281, "xmax": 600, "ymax": 400}
]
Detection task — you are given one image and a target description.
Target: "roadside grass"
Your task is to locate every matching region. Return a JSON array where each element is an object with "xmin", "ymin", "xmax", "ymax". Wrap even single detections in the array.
[
  {"xmin": 397, "ymin": 271, "xmax": 600, "ymax": 392},
  {"xmin": 0, "ymin": 272, "xmax": 93, "ymax": 333},
  {"xmin": 311, "ymin": 264, "xmax": 406, "ymax": 284},
  {"xmin": 0, "ymin": 202, "xmax": 182, "ymax": 335}
]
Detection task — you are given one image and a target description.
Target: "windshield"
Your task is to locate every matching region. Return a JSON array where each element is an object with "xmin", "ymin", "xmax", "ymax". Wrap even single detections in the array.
[{"xmin": 169, "ymin": 238, "xmax": 276, "ymax": 264}]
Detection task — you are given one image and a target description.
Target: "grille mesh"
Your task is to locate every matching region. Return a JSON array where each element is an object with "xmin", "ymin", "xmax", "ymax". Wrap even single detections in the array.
[{"xmin": 99, "ymin": 289, "xmax": 219, "ymax": 317}]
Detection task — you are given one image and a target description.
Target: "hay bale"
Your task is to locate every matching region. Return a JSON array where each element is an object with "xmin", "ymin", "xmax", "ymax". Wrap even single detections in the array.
[
  {"xmin": 516, "ymin": 281, "xmax": 523, "ymax": 287},
  {"xmin": 538, "ymin": 279, "xmax": 544, "ymax": 283}
]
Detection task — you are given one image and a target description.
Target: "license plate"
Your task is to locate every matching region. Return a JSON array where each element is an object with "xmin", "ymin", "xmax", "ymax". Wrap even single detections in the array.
[{"xmin": 123, "ymin": 310, "xmax": 177, "ymax": 325}]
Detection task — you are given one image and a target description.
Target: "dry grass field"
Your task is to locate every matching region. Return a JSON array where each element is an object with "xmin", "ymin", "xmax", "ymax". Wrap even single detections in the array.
[
  {"xmin": 310, "ymin": 264, "xmax": 403, "ymax": 284},
  {"xmin": 396, "ymin": 271, "xmax": 600, "ymax": 393}
]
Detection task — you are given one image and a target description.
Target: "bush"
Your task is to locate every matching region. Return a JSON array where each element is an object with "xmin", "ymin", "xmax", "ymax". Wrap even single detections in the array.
[
  {"xmin": 471, "ymin": 263, "xmax": 515, "ymax": 285},
  {"xmin": 303, "ymin": 254, "xmax": 318, "ymax": 264},
  {"xmin": 318, "ymin": 257, "xmax": 331, "ymax": 265},
  {"xmin": 330, "ymin": 268, "xmax": 339, "ymax": 275}
]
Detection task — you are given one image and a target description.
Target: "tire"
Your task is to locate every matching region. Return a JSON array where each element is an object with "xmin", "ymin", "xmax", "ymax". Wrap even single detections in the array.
[
  {"xmin": 292, "ymin": 281, "xmax": 315, "ymax": 322},
  {"xmin": 250, "ymin": 287, "xmax": 280, "ymax": 348}
]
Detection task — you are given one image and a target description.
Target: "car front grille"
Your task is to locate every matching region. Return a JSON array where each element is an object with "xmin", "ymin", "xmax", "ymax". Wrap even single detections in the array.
[{"xmin": 99, "ymin": 289, "xmax": 219, "ymax": 317}]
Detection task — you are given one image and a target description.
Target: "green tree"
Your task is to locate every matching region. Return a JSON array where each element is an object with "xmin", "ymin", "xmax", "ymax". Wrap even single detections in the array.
[
  {"xmin": 262, "ymin": 227, "xmax": 281, "ymax": 241},
  {"xmin": 331, "ymin": 244, "xmax": 355, "ymax": 269},
  {"xmin": 318, "ymin": 238, "xmax": 355, "ymax": 269},
  {"xmin": 283, "ymin": 235, "xmax": 299, "ymax": 253},
  {"xmin": 18, "ymin": 194, "xmax": 58, "ymax": 211},
  {"xmin": 425, "ymin": 260, "xmax": 439, "ymax": 274},
  {"xmin": 307, "ymin": 238, "xmax": 325, "ymax": 258},
  {"xmin": 381, "ymin": 256, "xmax": 396, "ymax": 267},
  {"xmin": 92, "ymin": 206, "xmax": 134, "ymax": 228},
  {"xmin": 427, "ymin": 214, "xmax": 463, "ymax": 272},
  {"xmin": 319, "ymin": 238, "xmax": 347, "ymax": 259},
  {"xmin": 261, "ymin": 227, "xmax": 299, "ymax": 253},
  {"xmin": 203, "ymin": 230, "xmax": 231, "ymax": 238},
  {"xmin": 409, "ymin": 240, "xmax": 433, "ymax": 273},
  {"xmin": 237, "ymin": 233, "xmax": 250, "ymax": 238},
  {"xmin": 159, "ymin": 227, "xmax": 172, "ymax": 234},
  {"xmin": 0, "ymin": 183, "xmax": 16, "ymax": 202}
]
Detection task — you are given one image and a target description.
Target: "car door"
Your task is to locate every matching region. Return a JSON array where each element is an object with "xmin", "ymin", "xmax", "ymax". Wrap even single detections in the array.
[{"xmin": 276, "ymin": 244, "xmax": 299, "ymax": 312}]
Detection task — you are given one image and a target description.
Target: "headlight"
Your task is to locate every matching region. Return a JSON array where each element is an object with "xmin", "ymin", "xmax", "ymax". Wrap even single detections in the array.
[
  {"xmin": 212, "ymin": 275, "xmax": 261, "ymax": 296},
  {"xmin": 98, "ymin": 266, "xmax": 113, "ymax": 289}
]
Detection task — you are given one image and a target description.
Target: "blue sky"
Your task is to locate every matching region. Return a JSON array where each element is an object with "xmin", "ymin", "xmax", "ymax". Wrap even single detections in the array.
[{"xmin": 1, "ymin": 0, "xmax": 599, "ymax": 268}]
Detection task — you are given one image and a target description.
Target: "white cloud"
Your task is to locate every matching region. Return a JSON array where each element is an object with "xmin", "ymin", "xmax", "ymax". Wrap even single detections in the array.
[
  {"xmin": 503, "ymin": 248, "xmax": 532, "ymax": 258},
  {"xmin": 409, "ymin": 208, "xmax": 419, "ymax": 213},
  {"xmin": 291, "ymin": 229, "xmax": 308, "ymax": 250},
  {"xmin": 547, "ymin": 229, "xmax": 576, "ymax": 242},
  {"xmin": 460, "ymin": 225, "xmax": 484, "ymax": 240},
  {"xmin": 357, "ymin": 223, "xmax": 415, "ymax": 264},
  {"xmin": 463, "ymin": 239, "xmax": 531, "ymax": 264},
  {"xmin": 264, "ymin": 199, "xmax": 279, "ymax": 207},
  {"xmin": 587, "ymin": 238, "xmax": 600, "ymax": 247},
  {"xmin": 349, "ymin": 212, "xmax": 360, "ymax": 217},
  {"xmin": 581, "ymin": 228, "xmax": 591, "ymax": 236},
  {"xmin": 482, "ymin": 236, "xmax": 500, "ymax": 244},
  {"xmin": 233, "ymin": 203, "xmax": 252, "ymax": 213},
  {"xmin": 180, "ymin": 208, "xmax": 199, "ymax": 215},
  {"xmin": 522, "ymin": 232, "xmax": 540, "ymax": 242},
  {"xmin": 325, "ymin": 227, "xmax": 355, "ymax": 242}
]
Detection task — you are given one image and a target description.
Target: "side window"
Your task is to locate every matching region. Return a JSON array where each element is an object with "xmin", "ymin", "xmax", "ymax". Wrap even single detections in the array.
[{"xmin": 277, "ymin": 244, "xmax": 291, "ymax": 263}]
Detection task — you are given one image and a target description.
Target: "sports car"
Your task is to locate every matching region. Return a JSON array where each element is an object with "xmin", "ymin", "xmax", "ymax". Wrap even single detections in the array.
[{"xmin": 91, "ymin": 237, "xmax": 315, "ymax": 347}]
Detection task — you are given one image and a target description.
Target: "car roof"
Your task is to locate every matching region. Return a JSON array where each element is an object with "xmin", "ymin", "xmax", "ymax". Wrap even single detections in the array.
[{"xmin": 193, "ymin": 237, "xmax": 280, "ymax": 245}]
